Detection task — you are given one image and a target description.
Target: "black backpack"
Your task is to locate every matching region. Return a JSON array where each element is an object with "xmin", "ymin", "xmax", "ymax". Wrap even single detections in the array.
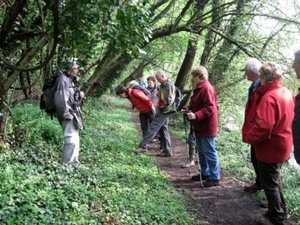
[{"xmin": 40, "ymin": 75, "xmax": 58, "ymax": 119}]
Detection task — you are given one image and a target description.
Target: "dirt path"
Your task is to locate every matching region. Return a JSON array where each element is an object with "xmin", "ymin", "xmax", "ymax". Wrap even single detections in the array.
[{"xmin": 130, "ymin": 108, "xmax": 299, "ymax": 225}]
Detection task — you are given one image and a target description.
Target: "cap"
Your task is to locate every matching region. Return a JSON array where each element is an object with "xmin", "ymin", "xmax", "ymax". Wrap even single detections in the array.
[{"xmin": 68, "ymin": 57, "xmax": 78, "ymax": 69}]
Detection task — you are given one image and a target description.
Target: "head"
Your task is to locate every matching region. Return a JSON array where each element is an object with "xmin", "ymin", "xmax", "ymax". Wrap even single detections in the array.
[
  {"xmin": 190, "ymin": 66, "xmax": 208, "ymax": 89},
  {"xmin": 155, "ymin": 70, "xmax": 167, "ymax": 84},
  {"xmin": 292, "ymin": 49, "xmax": 300, "ymax": 79},
  {"xmin": 147, "ymin": 76, "xmax": 156, "ymax": 88},
  {"xmin": 259, "ymin": 62, "xmax": 282, "ymax": 85},
  {"xmin": 66, "ymin": 58, "xmax": 79, "ymax": 76},
  {"xmin": 116, "ymin": 86, "xmax": 128, "ymax": 98},
  {"xmin": 243, "ymin": 58, "xmax": 262, "ymax": 82},
  {"xmin": 138, "ymin": 77, "xmax": 144, "ymax": 84}
]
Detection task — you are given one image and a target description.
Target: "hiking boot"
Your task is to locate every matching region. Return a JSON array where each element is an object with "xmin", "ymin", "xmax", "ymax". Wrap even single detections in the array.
[
  {"xmin": 191, "ymin": 174, "xmax": 209, "ymax": 181},
  {"xmin": 263, "ymin": 211, "xmax": 290, "ymax": 220},
  {"xmin": 244, "ymin": 183, "xmax": 262, "ymax": 193},
  {"xmin": 181, "ymin": 160, "xmax": 195, "ymax": 168},
  {"xmin": 156, "ymin": 151, "xmax": 172, "ymax": 157},
  {"xmin": 202, "ymin": 179, "xmax": 220, "ymax": 187},
  {"xmin": 257, "ymin": 217, "xmax": 275, "ymax": 225},
  {"xmin": 134, "ymin": 147, "xmax": 147, "ymax": 153}
]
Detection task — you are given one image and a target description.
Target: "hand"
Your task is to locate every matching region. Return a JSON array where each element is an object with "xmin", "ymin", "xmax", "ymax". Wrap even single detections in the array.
[
  {"xmin": 186, "ymin": 112, "xmax": 196, "ymax": 120},
  {"xmin": 80, "ymin": 91, "xmax": 85, "ymax": 98}
]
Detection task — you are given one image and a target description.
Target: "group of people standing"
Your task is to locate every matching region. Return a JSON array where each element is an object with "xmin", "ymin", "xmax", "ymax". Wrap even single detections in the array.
[
  {"xmin": 52, "ymin": 50, "xmax": 300, "ymax": 225},
  {"xmin": 241, "ymin": 52, "xmax": 300, "ymax": 225},
  {"xmin": 116, "ymin": 67, "xmax": 221, "ymax": 187}
]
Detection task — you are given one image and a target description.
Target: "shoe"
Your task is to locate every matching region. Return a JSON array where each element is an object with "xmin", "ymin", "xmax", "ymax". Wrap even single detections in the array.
[
  {"xmin": 151, "ymin": 138, "xmax": 159, "ymax": 143},
  {"xmin": 156, "ymin": 151, "xmax": 172, "ymax": 157},
  {"xmin": 244, "ymin": 183, "xmax": 262, "ymax": 193},
  {"xmin": 260, "ymin": 200, "xmax": 268, "ymax": 208},
  {"xmin": 257, "ymin": 217, "xmax": 275, "ymax": 225},
  {"xmin": 134, "ymin": 147, "xmax": 147, "ymax": 153},
  {"xmin": 191, "ymin": 174, "xmax": 209, "ymax": 181},
  {"xmin": 202, "ymin": 179, "xmax": 220, "ymax": 187},
  {"xmin": 181, "ymin": 160, "xmax": 195, "ymax": 168},
  {"xmin": 263, "ymin": 210, "xmax": 290, "ymax": 220}
]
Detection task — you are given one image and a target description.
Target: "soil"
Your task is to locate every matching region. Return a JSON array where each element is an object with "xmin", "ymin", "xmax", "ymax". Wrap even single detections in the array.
[{"xmin": 129, "ymin": 108, "xmax": 299, "ymax": 225}]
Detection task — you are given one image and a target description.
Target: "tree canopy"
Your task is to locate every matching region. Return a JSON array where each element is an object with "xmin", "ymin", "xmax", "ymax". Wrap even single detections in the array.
[{"xmin": 0, "ymin": 0, "xmax": 300, "ymax": 133}]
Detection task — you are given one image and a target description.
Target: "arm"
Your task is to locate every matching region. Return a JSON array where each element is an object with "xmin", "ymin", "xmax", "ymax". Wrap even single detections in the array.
[
  {"xmin": 243, "ymin": 97, "xmax": 275, "ymax": 145},
  {"xmin": 53, "ymin": 75, "xmax": 73, "ymax": 120}
]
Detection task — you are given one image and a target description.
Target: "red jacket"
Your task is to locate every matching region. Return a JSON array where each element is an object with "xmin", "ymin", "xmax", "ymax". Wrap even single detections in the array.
[
  {"xmin": 242, "ymin": 80, "xmax": 295, "ymax": 163},
  {"xmin": 190, "ymin": 80, "xmax": 218, "ymax": 137},
  {"xmin": 128, "ymin": 89, "xmax": 153, "ymax": 114}
]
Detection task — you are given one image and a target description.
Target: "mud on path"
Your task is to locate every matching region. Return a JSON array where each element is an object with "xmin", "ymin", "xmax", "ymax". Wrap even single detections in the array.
[{"xmin": 129, "ymin": 108, "xmax": 299, "ymax": 225}]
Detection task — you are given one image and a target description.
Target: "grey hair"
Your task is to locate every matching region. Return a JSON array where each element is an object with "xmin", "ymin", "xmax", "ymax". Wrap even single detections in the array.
[
  {"xmin": 244, "ymin": 58, "xmax": 262, "ymax": 75},
  {"xmin": 259, "ymin": 62, "xmax": 282, "ymax": 82}
]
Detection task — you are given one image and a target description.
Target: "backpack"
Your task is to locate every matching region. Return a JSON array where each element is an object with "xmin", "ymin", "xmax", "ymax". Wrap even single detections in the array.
[
  {"xmin": 132, "ymin": 85, "xmax": 151, "ymax": 98},
  {"xmin": 40, "ymin": 75, "xmax": 58, "ymax": 119},
  {"xmin": 175, "ymin": 87, "xmax": 182, "ymax": 109}
]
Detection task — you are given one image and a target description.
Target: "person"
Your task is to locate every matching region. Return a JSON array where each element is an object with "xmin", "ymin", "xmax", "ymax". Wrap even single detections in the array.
[
  {"xmin": 134, "ymin": 70, "xmax": 176, "ymax": 157},
  {"xmin": 146, "ymin": 76, "xmax": 161, "ymax": 145},
  {"xmin": 184, "ymin": 66, "xmax": 221, "ymax": 187},
  {"xmin": 138, "ymin": 77, "xmax": 147, "ymax": 88},
  {"xmin": 181, "ymin": 90, "xmax": 196, "ymax": 168},
  {"xmin": 242, "ymin": 62, "xmax": 295, "ymax": 225},
  {"xmin": 292, "ymin": 49, "xmax": 300, "ymax": 166},
  {"xmin": 53, "ymin": 58, "xmax": 85, "ymax": 168},
  {"xmin": 242, "ymin": 58, "xmax": 262, "ymax": 193},
  {"xmin": 116, "ymin": 85, "xmax": 154, "ymax": 139}
]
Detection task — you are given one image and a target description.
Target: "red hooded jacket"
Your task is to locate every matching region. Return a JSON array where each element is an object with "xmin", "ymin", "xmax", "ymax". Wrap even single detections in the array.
[
  {"xmin": 242, "ymin": 80, "xmax": 295, "ymax": 163},
  {"xmin": 128, "ymin": 88, "xmax": 153, "ymax": 114},
  {"xmin": 190, "ymin": 80, "xmax": 219, "ymax": 137}
]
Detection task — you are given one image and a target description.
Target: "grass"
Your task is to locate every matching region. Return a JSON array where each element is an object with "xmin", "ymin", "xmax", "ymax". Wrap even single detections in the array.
[
  {"xmin": 1, "ymin": 94, "xmax": 299, "ymax": 224},
  {"xmin": 0, "ymin": 96, "xmax": 195, "ymax": 225}
]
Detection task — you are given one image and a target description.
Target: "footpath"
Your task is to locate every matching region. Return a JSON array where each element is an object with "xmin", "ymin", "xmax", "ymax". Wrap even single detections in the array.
[{"xmin": 129, "ymin": 108, "xmax": 299, "ymax": 225}]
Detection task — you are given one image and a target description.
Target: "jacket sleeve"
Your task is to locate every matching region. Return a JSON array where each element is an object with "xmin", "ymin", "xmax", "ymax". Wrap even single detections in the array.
[
  {"xmin": 243, "ymin": 97, "xmax": 275, "ymax": 145},
  {"xmin": 194, "ymin": 88, "xmax": 216, "ymax": 121},
  {"xmin": 53, "ymin": 76, "xmax": 73, "ymax": 120},
  {"xmin": 160, "ymin": 82, "xmax": 175, "ymax": 112}
]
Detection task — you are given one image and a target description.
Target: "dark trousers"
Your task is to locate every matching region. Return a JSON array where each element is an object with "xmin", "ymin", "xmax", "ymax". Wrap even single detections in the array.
[
  {"xmin": 257, "ymin": 160, "xmax": 286, "ymax": 225},
  {"xmin": 250, "ymin": 145, "xmax": 260, "ymax": 186},
  {"xmin": 139, "ymin": 111, "xmax": 154, "ymax": 139}
]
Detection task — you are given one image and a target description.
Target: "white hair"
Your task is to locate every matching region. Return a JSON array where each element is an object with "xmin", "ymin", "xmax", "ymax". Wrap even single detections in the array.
[{"xmin": 244, "ymin": 58, "xmax": 262, "ymax": 75}]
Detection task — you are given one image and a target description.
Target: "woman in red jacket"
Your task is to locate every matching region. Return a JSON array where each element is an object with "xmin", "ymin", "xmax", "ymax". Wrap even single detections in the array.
[
  {"xmin": 184, "ymin": 66, "xmax": 221, "ymax": 187},
  {"xmin": 116, "ymin": 86, "xmax": 154, "ymax": 138},
  {"xmin": 242, "ymin": 62, "xmax": 295, "ymax": 225}
]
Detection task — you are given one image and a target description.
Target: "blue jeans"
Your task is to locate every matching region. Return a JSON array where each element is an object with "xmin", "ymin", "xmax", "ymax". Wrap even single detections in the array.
[{"xmin": 195, "ymin": 136, "xmax": 220, "ymax": 181}]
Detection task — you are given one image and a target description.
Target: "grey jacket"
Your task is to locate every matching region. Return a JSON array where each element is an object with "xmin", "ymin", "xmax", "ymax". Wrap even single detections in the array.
[
  {"xmin": 159, "ymin": 79, "xmax": 176, "ymax": 114},
  {"xmin": 53, "ymin": 70, "xmax": 84, "ymax": 130}
]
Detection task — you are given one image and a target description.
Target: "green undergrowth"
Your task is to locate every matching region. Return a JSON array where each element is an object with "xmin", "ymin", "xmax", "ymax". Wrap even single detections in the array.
[
  {"xmin": 1, "ymin": 96, "xmax": 196, "ymax": 225},
  {"xmin": 170, "ymin": 110, "xmax": 300, "ymax": 222},
  {"xmin": 3, "ymin": 95, "xmax": 300, "ymax": 224}
]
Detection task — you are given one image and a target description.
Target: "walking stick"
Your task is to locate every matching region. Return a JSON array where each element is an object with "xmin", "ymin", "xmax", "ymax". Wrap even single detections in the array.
[
  {"xmin": 183, "ymin": 115, "xmax": 191, "ymax": 174},
  {"xmin": 195, "ymin": 146, "xmax": 203, "ymax": 188}
]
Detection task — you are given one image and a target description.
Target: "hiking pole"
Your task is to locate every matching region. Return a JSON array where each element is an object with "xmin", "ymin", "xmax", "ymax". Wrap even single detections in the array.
[
  {"xmin": 196, "ymin": 146, "xmax": 204, "ymax": 189},
  {"xmin": 183, "ymin": 115, "xmax": 191, "ymax": 174}
]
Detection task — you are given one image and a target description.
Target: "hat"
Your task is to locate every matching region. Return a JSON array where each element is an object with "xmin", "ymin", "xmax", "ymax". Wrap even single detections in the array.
[
  {"xmin": 68, "ymin": 57, "xmax": 78, "ymax": 69},
  {"xmin": 127, "ymin": 80, "xmax": 139, "ymax": 88}
]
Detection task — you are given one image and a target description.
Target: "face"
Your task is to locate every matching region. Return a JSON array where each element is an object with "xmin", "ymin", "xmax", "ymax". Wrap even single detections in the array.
[
  {"xmin": 292, "ymin": 60, "xmax": 300, "ymax": 79},
  {"xmin": 244, "ymin": 70, "xmax": 258, "ymax": 82},
  {"xmin": 147, "ymin": 80, "xmax": 155, "ymax": 88},
  {"xmin": 119, "ymin": 92, "xmax": 126, "ymax": 98},
  {"xmin": 70, "ymin": 67, "xmax": 79, "ymax": 76},
  {"xmin": 191, "ymin": 75, "xmax": 201, "ymax": 89},
  {"xmin": 155, "ymin": 73, "xmax": 165, "ymax": 84}
]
